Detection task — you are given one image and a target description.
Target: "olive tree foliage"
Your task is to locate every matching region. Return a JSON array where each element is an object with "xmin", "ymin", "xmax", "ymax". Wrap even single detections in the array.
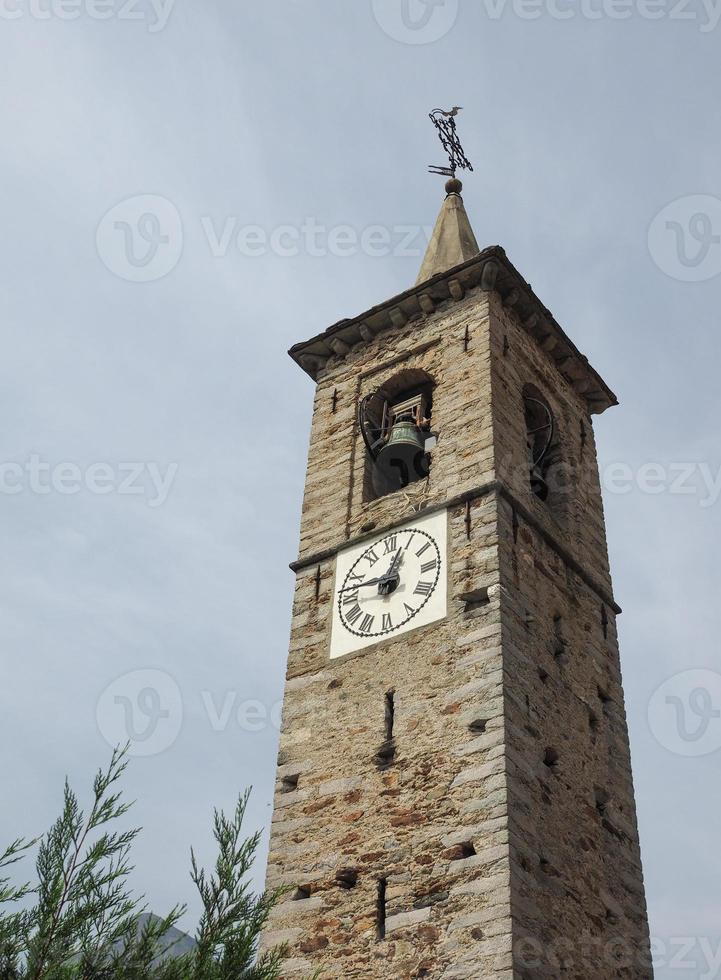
[{"xmin": 0, "ymin": 748, "xmax": 291, "ymax": 980}]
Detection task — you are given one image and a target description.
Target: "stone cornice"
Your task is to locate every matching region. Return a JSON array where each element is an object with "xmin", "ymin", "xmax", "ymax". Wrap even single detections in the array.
[
  {"xmin": 288, "ymin": 245, "xmax": 618, "ymax": 416},
  {"xmin": 290, "ymin": 479, "xmax": 621, "ymax": 615}
]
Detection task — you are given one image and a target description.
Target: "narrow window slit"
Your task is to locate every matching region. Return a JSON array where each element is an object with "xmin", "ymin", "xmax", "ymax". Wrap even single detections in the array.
[
  {"xmin": 385, "ymin": 690, "xmax": 395, "ymax": 740},
  {"xmin": 543, "ymin": 747, "xmax": 559, "ymax": 770},
  {"xmin": 376, "ymin": 879, "xmax": 387, "ymax": 940},
  {"xmin": 553, "ymin": 614, "xmax": 568, "ymax": 665},
  {"xmin": 375, "ymin": 691, "xmax": 396, "ymax": 768}
]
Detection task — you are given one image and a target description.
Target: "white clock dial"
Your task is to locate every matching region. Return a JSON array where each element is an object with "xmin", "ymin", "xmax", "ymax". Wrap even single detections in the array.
[{"xmin": 330, "ymin": 509, "xmax": 448, "ymax": 660}]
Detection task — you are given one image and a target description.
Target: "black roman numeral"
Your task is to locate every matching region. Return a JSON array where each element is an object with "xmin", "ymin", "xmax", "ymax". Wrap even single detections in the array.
[
  {"xmin": 420, "ymin": 559, "xmax": 437, "ymax": 575},
  {"xmin": 348, "ymin": 571, "xmax": 364, "ymax": 584},
  {"xmin": 383, "ymin": 535, "xmax": 398, "ymax": 554},
  {"xmin": 343, "ymin": 590, "xmax": 359, "ymax": 605},
  {"xmin": 414, "ymin": 581, "xmax": 433, "ymax": 597},
  {"xmin": 365, "ymin": 548, "xmax": 380, "ymax": 566},
  {"xmin": 345, "ymin": 604, "xmax": 362, "ymax": 625},
  {"xmin": 416, "ymin": 541, "xmax": 431, "ymax": 558},
  {"xmin": 403, "ymin": 603, "xmax": 416, "ymax": 617},
  {"xmin": 382, "ymin": 613, "xmax": 393, "ymax": 631},
  {"xmin": 359, "ymin": 614, "xmax": 375, "ymax": 634}
]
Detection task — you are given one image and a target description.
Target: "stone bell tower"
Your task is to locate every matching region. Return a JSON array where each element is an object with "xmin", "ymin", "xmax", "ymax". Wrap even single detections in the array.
[{"xmin": 263, "ymin": 177, "xmax": 653, "ymax": 979}]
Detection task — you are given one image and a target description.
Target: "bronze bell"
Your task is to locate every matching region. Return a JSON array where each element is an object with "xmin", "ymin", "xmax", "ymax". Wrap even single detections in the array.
[
  {"xmin": 375, "ymin": 417, "xmax": 429, "ymax": 490},
  {"xmin": 530, "ymin": 463, "xmax": 549, "ymax": 501}
]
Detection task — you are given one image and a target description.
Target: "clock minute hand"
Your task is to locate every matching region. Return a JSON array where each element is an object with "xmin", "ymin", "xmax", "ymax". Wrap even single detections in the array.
[{"xmin": 339, "ymin": 577, "xmax": 384, "ymax": 593}]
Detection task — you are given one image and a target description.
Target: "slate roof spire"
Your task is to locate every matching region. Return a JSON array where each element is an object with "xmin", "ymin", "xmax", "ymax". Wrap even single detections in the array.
[{"xmin": 416, "ymin": 178, "xmax": 480, "ymax": 285}]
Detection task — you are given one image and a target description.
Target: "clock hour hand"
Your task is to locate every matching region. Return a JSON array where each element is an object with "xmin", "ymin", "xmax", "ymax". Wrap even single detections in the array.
[
  {"xmin": 378, "ymin": 550, "xmax": 403, "ymax": 596},
  {"xmin": 386, "ymin": 550, "xmax": 403, "ymax": 577},
  {"xmin": 339, "ymin": 551, "xmax": 404, "ymax": 595}
]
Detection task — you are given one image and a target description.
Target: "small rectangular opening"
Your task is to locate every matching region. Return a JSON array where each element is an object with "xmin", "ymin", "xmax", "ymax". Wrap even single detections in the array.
[
  {"xmin": 293, "ymin": 885, "xmax": 312, "ymax": 901},
  {"xmin": 449, "ymin": 841, "xmax": 476, "ymax": 860},
  {"xmin": 281, "ymin": 774, "xmax": 299, "ymax": 794},
  {"xmin": 458, "ymin": 587, "xmax": 490, "ymax": 611},
  {"xmin": 336, "ymin": 868, "xmax": 358, "ymax": 890},
  {"xmin": 595, "ymin": 787, "xmax": 609, "ymax": 817},
  {"xmin": 376, "ymin": 878, "xmax": 387, "ymax": 940},
  {"xmin": 597, "ymin": 687, "xmax": 613, "ymax": 717}
]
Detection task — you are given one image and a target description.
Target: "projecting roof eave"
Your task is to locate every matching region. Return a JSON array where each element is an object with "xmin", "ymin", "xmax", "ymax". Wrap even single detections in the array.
[{"xmin": 288, "ymin": 245, "xmax": 618, "ymax": 416}]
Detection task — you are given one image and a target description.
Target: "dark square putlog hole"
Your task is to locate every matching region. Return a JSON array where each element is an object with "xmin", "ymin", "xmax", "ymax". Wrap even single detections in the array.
[
  {"xmin": 281, "ymin": 773, "xmax": 299, "ymax": 794},
  {"xmin": 336, "ymin": 868, "xmax": 359, "ymax": 890},
  {"xmin": 469, "ymin": 718, "xmax": 488, "ymax": 735}
]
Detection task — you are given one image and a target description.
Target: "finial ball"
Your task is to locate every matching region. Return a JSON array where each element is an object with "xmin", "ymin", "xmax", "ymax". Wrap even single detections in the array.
[{"xmin": 445, "ymin": 177, "xmax": 463, "ymax": 196}]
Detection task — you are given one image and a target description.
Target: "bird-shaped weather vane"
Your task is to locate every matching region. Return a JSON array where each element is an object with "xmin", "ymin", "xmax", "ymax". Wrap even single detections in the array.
[{"xmin": 428, "ymin": 106, "xmax": 474, "ymax": 179}]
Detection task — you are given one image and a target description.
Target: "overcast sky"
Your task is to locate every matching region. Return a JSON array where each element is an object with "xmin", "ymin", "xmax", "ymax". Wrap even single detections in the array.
[{"xmin": 0, "ymin": 2, "xmax": 719, "ymax": 976}]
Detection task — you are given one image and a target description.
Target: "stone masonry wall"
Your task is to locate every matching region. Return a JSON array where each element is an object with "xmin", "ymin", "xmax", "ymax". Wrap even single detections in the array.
[
  {"xmin": 266, "ymin": 286, "xmax": 518, "ymax": 978},
  {"xmin": 487, "ymin": 296, "xmax": 653, "ymax": 977},
  {"xmin": 265, "ymin": 498, "xmax": 513, "ymax": 978},
  {"xmin": 264, "ymin": 279, "xmax": 652, "ymax": 978}
]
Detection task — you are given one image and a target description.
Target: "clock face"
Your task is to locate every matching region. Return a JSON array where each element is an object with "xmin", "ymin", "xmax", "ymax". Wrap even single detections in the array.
[{"xmin": 330, "ymin": 509, "xmax": 447, "ymax": 660}]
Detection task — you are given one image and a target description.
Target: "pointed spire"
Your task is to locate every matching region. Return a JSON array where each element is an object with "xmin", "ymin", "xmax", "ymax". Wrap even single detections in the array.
[{"xmin": 416, "ymin": 178, "xmax": 480, "ymax": 285}]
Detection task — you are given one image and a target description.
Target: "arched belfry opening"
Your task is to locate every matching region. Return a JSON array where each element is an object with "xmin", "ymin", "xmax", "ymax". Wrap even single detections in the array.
[
  {"xmin": 522, "ymin": 384, "xmax": 569, "ymax": 522},
  {"xmin": 523, "ymin": 385, "xmax": 555, "ymax": 502},
  {"xmin": 359, "ymin": 369, "xmax": 436, "ymax": 501}
]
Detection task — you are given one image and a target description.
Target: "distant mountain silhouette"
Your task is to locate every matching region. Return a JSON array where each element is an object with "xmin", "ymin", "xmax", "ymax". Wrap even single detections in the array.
[{"xmin": 126, "ymin": 913, "xmax": 196, "ymax": 960}]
